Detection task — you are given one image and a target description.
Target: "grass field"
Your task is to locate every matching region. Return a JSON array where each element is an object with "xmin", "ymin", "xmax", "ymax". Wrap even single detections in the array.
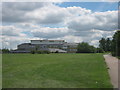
[{"xmin": 2, "ymin": 53, "xmax": 112, "ymax": 88}]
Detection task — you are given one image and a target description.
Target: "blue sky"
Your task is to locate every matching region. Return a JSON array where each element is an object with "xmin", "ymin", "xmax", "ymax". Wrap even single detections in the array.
[{"xmin": 57, "ymin": 2, "xmax": 118, "ymax": 12}]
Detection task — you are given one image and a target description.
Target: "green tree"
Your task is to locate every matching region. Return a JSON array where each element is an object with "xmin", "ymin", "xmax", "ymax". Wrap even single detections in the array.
[
  {"xmin": 96, "ymin": 48, "xmax": 104, "ymax": 53},
  {"xmin": 77, "ymin": 42, "xmax": 96, "ymax": 53},
  {"xmin": 106, "ymin": 38, "xmax": 112, "ymax": 51},
  {"xmin": 99, "ymin": 38, "xmax": 106, "ymax": 52},
  {"xmin": 2, "ymin": 49, "xmax": 10, "ymax": 53},
  {"xmin": 111, "ymin": 31, "xmax": 120, "ymax": 56}
]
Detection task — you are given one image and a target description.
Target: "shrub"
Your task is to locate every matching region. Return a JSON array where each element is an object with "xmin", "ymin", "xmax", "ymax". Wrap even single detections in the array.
[
  {"xmin": 55, "ymin": 51, "xmax": 59, "ymax": 53},
  {"xmin": 2, "ymin": 49, "xmax": 10, "ymax": 53},
  {"xmin": 77, "ymin": 42, "xmax": 96, "ymax": 53},
  {"xmin": 43, "ymin": 50, "xmax": 50, "ymax": 54},
  {"xmin": 37, "ymin": 51, "xmax": 42, "ymax": 54},
  {"xmin": 37, "ymin": 50, "xmax": 50, "ymax": 54},
  {"xmin": 31, "ymin": 51, "xmax": 35, "ymax": 54},
  {"xmin": 96, "ymin": 48, "xmax": 104, "ymax": 53}
]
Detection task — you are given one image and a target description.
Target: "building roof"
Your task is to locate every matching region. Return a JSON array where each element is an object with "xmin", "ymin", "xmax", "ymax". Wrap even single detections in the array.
[{"xmin": 31, "ymin": 40, "xmax": 65, "ymax": 42}]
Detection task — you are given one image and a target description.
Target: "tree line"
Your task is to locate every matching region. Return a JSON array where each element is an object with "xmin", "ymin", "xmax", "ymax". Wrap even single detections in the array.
[
  {"xmin": 1, "ymin": 31, "xmax": 119, "ymax": 57},
  {"xmin": 77, "ymin": 31, "xmax": 120, "ymax": 57},
  {"xmin": 99, "ymin": 30, "xmax": 120, "ymax": 57},
  {"xmin": 99, "ymin": 31, "xmax": 120, "ymax": 56}
]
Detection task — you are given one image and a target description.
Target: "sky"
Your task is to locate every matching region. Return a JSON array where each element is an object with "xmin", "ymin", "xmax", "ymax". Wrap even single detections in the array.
[{"xmin": 0, "ymin": 2, "xmax": 118, "ymax": 49}]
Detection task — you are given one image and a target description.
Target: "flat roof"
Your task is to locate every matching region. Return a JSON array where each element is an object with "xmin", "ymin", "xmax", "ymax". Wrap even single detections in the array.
[{"xmin": 31, "ymin": 40, "xmax": 65, "ymax": 41}]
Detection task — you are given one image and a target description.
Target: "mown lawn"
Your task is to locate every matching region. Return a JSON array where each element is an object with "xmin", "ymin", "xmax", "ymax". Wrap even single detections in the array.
[{"xmin": 2, "ymin": 53, "xmax": 112, "ymax": 88}]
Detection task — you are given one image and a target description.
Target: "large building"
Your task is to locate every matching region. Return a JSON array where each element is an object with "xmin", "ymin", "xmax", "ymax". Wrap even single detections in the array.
[{"xmin": 11, "ymin": 40, "xmax": 78, "ymax": 53}]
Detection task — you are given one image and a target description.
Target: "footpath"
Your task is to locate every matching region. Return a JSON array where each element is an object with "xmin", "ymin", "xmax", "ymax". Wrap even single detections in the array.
[{"xmin": 104, "ymin": 54, "xmax": 119, "ymax": 88}]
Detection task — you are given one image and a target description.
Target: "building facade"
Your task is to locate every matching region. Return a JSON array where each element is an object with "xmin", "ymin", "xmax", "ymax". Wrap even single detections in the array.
[{"xmin": 12, "ymin": 40, "xmax": 78, "ymax": 53}]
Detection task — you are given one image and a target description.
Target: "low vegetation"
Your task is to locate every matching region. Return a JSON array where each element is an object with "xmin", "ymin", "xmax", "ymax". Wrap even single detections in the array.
[
  {"xmin": 3, "ymin": 53, "xmax": 112, "ymax": 88},
  {"xmin": 77, "ymin": 42, "xmax": 96, "ymax": 53},
  {"xmin": 31, "ymin": 50, "xmax": 50, "ymax": 54},
  {"xmin": 1, "ymin": 49, "xmax": 10, "ymax": 53}
]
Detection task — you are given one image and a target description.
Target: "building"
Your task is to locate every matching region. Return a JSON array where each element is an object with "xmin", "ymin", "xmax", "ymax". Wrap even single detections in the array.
[{"xmin": 11, "ymin": 40, "xmax": 78, "ymax": 53}]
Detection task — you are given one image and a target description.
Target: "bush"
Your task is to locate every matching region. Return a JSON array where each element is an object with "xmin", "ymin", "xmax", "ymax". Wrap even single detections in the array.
[
  {"xmin": 77, "ymin": 42, "xmax": 96, "ymax": 53},
  {"xmin": 31, "ymin": 51, "xmax": 35, "ymax": 54},
  {"xmin": 43, "ymin": 50, "xmax": 50, "ymax": 54},
  {"xmin": 37, "ymin": 51, "xmax": 42, "ymax": 54},
  {"xmin": 96, "ymin": 48, "xmax": 104, "ymax": 53},
  {"xmin": 2, "ymin": 49, "xmax": 10, "ymax": 53},
  {"xmin": 37, "ymin": 50, "xmax": 50, "ymax": 54},
  {"xmin": 55, "ymin": 51, "xmax": 59, "ymax": 53}
]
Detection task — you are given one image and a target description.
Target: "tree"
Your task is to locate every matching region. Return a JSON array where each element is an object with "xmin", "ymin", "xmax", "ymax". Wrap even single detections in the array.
[
  {"xmin": 111, "ymin": 31, "xmax": 120, "ymax": 56},
  {"xmin": 2, "ymin": 49, "xmax": 10, "ymax": 53},
  {"xmin": 106, "ymin": 38, "xmax": 112, "ymax": 51},
  {"xmin": 99, "ymin": 38, "xmax": 106, "ymax": 52},
  {"xmin": 77, "ymin": 42, "xmax": 96, "ymax": 53},
  {"xmin": 31, "ymin": 51, "xmax": 35, "ymax": 54},
  {"xmin": 99, "ymin": 38, "xmax": 112, "ymax": 52},
  {"xmin": 96, "ymin": 48, "xmax": 104, "ymax": 53}
]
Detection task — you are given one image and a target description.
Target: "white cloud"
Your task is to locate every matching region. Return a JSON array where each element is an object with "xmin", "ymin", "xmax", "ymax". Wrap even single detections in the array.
[
  {"xmin": 2, "ymin": 2, "xmax": 117, "ymax": 31},
  {"xmin": 31, "ymin": 27, "xmax": 69, "ymax": 38},
  {"xmin": 67, "ymin": 11, "xmax": 117, "ymax": 31},
  {"xmin": 59, "ymin": 35, "xmax": 83, "ymax": 43},
  {"xmin": 2, "ymin": 2, "xmax": 92, "ymax": 25},
  {"xmin": 66, "ymin": 6, "xmax": 91, "ymax": 16},
  {"xmin": 1, "ymin": 25, "xmax": 31, "ymax": 49},
  {"xmin": 1, "ymin": 2, "xmax": 117, "ymax": 49},
  {"xmin": 25, "ymin": 4, "xmax": 69, "ymax": 24},
  {"xmin": 89, "ymin": 40, "xmax": 99, "ymax": 47},
  {"xmin": 1, "ymin": 35, "xmax": 30, "ymax": 49},
  {"xmin": 1, "ymin": 25, "xmax": 26, "ymax": 36},
  {"xmin": 2, "ymin": 2, "xmax": 52, "ymax": 23}
]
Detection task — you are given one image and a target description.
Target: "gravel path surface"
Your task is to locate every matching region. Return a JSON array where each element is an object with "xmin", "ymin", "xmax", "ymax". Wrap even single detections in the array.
[{"xmin": 104, "ymin": 54, "xmax": 119, "ymax": 88}]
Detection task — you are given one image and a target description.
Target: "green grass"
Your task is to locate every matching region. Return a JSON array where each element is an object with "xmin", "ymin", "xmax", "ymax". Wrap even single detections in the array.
[{"xmin": 2, "ymin": 53, "xmax": 112, "ymax": 88}]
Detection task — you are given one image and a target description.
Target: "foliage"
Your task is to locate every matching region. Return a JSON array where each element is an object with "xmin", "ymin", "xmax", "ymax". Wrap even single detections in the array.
[
  {"xmin": 96, "ymin": 48, "xmax": 104, "ymax": 53},
  {"xmin": 77, "ymin": 42, "xmax": 96, "ymax": 53},
  {"xmin": 99, "ymin": 38, "xmax": 106, "ymax": 52},
  {"xmin": 31, "ymin": 51, "xmax": 35, "ymax": 54},
  {"xmin": 2, "ymin": 49, "xmax": 10, "ymax": 53},
  {"xmin": 106, "ymin": 38, "xmax": 112, "ymax": 51},
  {"xmin": 99, "ymin": 31, "xmax": 120, "ymax": 57},
  {"xmin": 99, "ymin": 38, "xmax": 112, "ymax": 52},
  {"xmin": 42, "ymin": 50, "xmax": 50, "ymax": 54},
  {"xmin": 111, "ymin": 31, "xmax": 120, "ymax": 56},
  {"xmin": 37, "ymin": 50, "xmax": 50, "ymax": 54}
]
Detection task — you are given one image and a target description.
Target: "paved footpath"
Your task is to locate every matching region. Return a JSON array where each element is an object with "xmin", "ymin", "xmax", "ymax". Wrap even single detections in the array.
[{"xmin": 103, "ymin": 54, "xmax": 119, "ymax": 88}]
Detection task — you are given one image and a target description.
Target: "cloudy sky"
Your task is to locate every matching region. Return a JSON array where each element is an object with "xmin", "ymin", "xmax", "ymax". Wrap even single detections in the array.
[{"xmin": 1, "ymin": 2, "xmax": 118, "ymax": 49}]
